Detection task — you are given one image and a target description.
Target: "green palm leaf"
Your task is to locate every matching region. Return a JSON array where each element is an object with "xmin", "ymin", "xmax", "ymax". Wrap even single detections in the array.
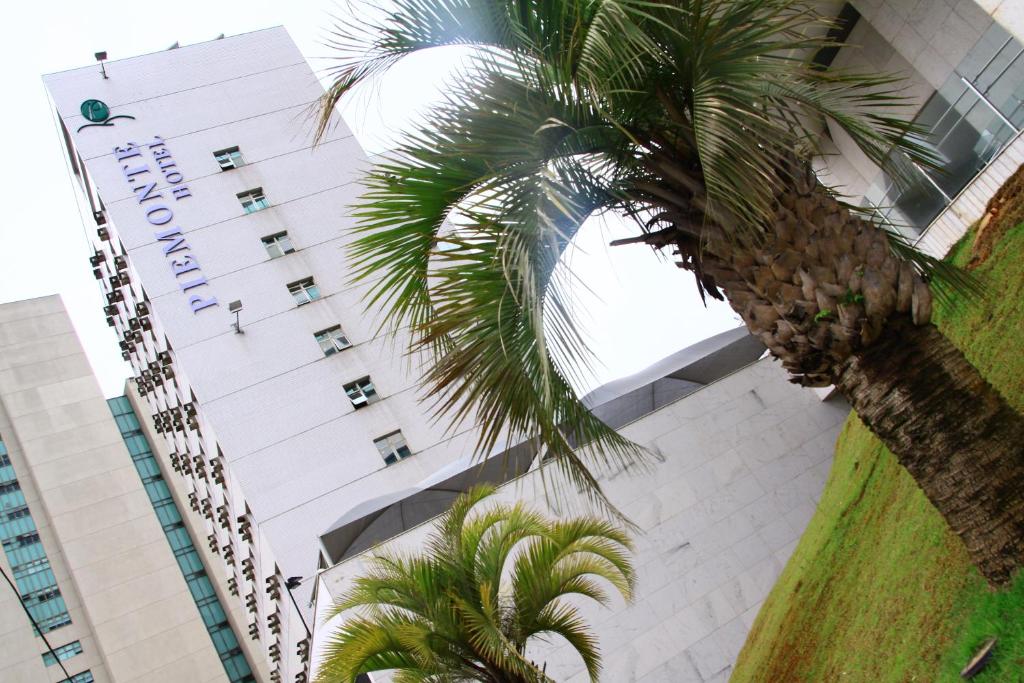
[
  {"xmin": 317, "ymin": 0, "xmax": 976, "ymax": 524},
  {"xmin": 317, "ymin": 486, "xmax": 633, "ymax": 682}
]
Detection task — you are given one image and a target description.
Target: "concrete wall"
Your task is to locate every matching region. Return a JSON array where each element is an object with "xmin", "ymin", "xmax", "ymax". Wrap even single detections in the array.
[
  {"xmin": 312, "ymin": 358, "xmax": 850, "ymax": 683},
  {"xmin": 0, "ymin": 295, "xmax": 224, "ymax": 682}
]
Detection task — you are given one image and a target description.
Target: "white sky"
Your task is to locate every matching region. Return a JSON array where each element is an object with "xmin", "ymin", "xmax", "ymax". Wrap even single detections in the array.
[{"xmin": 0, "ymin": 0, "xmax": 740, "ymax": 398}]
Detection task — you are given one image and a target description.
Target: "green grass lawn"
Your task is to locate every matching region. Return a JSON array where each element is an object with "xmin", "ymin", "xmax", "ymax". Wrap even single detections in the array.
[{"xmin": 731, "ymin": 220, "xmax": 1024, "ymax": 682}]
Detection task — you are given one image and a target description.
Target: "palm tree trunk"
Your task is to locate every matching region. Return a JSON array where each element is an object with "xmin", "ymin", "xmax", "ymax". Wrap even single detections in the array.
[
  {"xmin": 834, "ymin": 317, "xmax": 1024, "ymax": 586},
  {"xmin": 650, "ymin": 166, "xmax": 1024, "ymax": 585}
]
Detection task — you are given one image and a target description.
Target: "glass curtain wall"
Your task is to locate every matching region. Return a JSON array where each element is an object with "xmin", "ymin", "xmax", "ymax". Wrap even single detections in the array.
[
  {"xmin": 864, "ymin": 22, "xmax": 1024, "ymax": 234},
  {"xmin": 0, "ymin": 439, "xmax": 72, "ymax": 634},
  {"xmin": 107, "ymin": 398, "xmax": 256, "ymax": 683}
]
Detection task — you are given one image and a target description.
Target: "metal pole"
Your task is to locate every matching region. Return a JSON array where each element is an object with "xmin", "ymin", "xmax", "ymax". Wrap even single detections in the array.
[
  {"xmin": 961, "ymin": 76, "xmax": 1020, "ymax": 133},
  {"xmin": 284, "ymin": 578, "xmax": 311, "ymax": 637}
]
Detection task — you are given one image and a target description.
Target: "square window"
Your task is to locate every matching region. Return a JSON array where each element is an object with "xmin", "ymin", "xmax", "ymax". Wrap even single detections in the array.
[
  {"xmin": 344, "ymin": 377, "xmax": 378, "ymax": 409},
  {"xmin": 237, "ymin": 188, "xmax": 269, "ymax": 214},
  {"xmin": 213, "ymin": 146, "xmax": 244, "ymax": 170},
  {"xmin": 373, "ymin": 431, "xmax": 412, "ymax": 465},
  {"xmin": 287, "ymin": 278, "xmax": 320, "ymax": 306},
  {"xmin": 314, "ymin": 325, "xmax": 351, "ymax": 356},
  {"xmin": 261, "ymin": 232, "xmax": 294, "ymax": 259}
]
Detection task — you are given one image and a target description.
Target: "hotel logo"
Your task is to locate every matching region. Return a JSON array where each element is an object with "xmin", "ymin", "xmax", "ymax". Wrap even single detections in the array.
[{"xmin": 78, "ymin": 99, "xmax": 136, "ymax": 132}]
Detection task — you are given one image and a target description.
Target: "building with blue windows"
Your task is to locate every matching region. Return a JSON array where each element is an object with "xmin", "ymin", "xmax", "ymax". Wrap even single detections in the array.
[
  {"xmin": 0, "ymin": 295, "xmax": 264, "ymax": 682},
  {"xmin": 0, "ymin": 439, "xmax": 72, "ymax": 636},
  {"xmin": 108, "ymin": 396, "xmax": 255, "ymax": 682}
]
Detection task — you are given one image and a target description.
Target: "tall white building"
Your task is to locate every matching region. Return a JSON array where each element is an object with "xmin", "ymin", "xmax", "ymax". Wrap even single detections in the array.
[{"xmin": 43, "ymin": 28, "xmax": 503, "ymax": 682}]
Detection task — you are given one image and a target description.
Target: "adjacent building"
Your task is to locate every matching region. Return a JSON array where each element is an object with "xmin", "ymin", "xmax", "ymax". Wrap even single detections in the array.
[
  {"xmin": 816, "ymin": 0, "xmax": 1024, "ymax": 256},
  {"xmin": 311, "ymin": 349, "xmax": 851, "ymax": 683},
  {"xmin": 0, "ymin": 295, "xmax": 259, "ymax": 682}
]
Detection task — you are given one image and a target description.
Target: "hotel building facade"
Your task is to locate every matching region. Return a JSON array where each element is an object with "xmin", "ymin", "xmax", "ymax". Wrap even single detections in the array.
[
  {"xmin": 40, "ymin": 1, "xmax": 1024, "ymax": 680},
  {"xmin": 44, "ymin": 26, "xmax": 517, "ymax": 683}
]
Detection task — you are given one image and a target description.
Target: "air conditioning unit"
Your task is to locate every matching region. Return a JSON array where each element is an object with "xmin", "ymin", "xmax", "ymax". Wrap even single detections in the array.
[
  {"xmin": 217, "ymin": 506, "xmax": 231, "ymax": 530},
  {"xmin": 265, "ymin": 575, "xmax": 280, "ymax": 600},
  {"xmin": 93, "ymin": 210, "xmax": 107, "ymax": 226},
  {"xmin": 97, "ymin": 227, "xmax": 109, "ymax": 241},
  {"xmin": 136, "ymin": 302, "xmax": 149, "ymax": 316},
  {"xmin": 103, "ymin": 304, "xmax": 118, "ymax": 316},
  {"xmin": 113, "ymin": 255, "xmax": 127, "ymax": 271},
  {"xmin": 121, "ymin": 350, "xmax": 131, "ymax": 361},
  {"xmin": 89, "ymin": 251, "xmax": 105, "ymax": 266},
  {"xmin": 92, "ymin": 268, "xmax": 104, "ymax": 280}
]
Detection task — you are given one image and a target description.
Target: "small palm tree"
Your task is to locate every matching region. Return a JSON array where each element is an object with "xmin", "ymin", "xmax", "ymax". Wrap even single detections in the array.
[
  {"xmin": 315, "ymin": 485, "xmax": 634, "ymax": 682},
  {"xmin": 316, "ymin": 0, "xmax": 1024, "ymax": 585}
]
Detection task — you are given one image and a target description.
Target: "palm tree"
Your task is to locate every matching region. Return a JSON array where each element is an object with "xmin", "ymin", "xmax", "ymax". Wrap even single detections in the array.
[
  {"xmin": 316, "ymin": 0, "xmax": 1024, "ymax": 586},
  {"xmin": 315, "ymin": 485, "xmax": 634, "ymax": 682}
]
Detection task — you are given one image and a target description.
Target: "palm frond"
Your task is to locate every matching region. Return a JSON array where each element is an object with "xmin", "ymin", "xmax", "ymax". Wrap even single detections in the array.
[
  {"xmin": 319, "ymin": 0, "xmax": 969, "ymax": 548},
  {"xmin": 319, "ymin": 487, "xmax": 632, "ymax": 681}
]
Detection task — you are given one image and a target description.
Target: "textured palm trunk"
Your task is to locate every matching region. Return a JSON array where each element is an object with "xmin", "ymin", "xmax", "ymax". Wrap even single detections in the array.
[
  {"xmin": 835, "ymin": 318, "xmax": 1024, "ymax": 585},
  {"xmin": 653, "ymin": 165, "xmax": 1024, "ymax": 586}
]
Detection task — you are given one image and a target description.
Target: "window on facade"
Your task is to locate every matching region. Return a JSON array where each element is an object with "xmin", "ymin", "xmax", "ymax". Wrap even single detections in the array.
[
  {"xmin": 374, "ymin": 431, "xmax": 412, "ymax": 465},
  {"xmin": 58, "ymin": 672, "xmax": 94, "ymax": 683},
  {"xmin": 314, "ymin": 325, "xmax": 351, "ymax": 356},
  {"xmin": 261, "ymin": 232, "xmax": 294, "ymax": 259},
  {"xmin": 344, "ymin": 378, "xmax": 379, "ymax": 409},
  {"xmin": 0, "ymin": 439, "xmax": 71, "ymax": 635},
  {"xmin": 237, "ymin": 188, "xmax": 269, "ymax": 214},
  {"xmin": 287, "ymin": 278, "xmax": 320, "ymax": 306},
  {"xmin": 42, "ymin": 641, "xmax": 83, "ymax": 667},
  {"xmin": 213, "ymin": 147, "xmax": 244, "ymax": 170}
]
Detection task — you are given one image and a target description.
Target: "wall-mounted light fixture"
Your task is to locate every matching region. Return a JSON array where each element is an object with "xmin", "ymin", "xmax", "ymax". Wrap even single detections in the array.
[
  {"xmin": 95, "ymin": 51, "xmax": 108, "ymax": 79},
  {"xmin": 229, "ymin": 300, "xmax": 244, "ymax": 334}
]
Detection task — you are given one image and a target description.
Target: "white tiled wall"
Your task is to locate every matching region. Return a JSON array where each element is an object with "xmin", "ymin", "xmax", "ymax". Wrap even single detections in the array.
[{"xmin": 312, "ymin": 358, "xmax": 850, "ymax": 683}]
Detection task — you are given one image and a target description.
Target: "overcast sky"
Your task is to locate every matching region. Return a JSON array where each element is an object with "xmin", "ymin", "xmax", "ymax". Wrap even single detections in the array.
[{"xmin": 1, "ymin": 0, "xmax": 740, "ymax": 398}]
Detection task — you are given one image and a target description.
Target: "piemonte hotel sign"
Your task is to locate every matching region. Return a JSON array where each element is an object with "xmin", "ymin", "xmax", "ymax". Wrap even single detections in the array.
[{"xmin": 77, "ymin": 99, "xmax": 218, "ymax": 315}]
